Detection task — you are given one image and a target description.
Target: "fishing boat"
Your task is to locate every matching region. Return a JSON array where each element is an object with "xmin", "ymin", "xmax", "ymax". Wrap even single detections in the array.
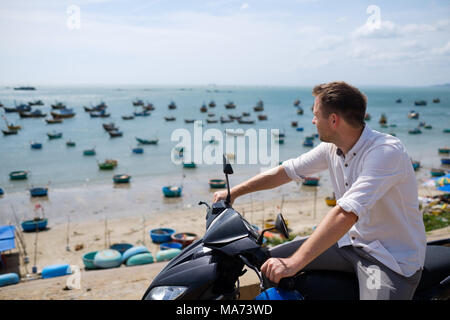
[
  {"xmin": 296, "ymin": 127, "xmax": 304, "ymax": 132},
  {"xmin": 168, "ymin": 101, "xmax": 177, "ymax": 109},
  {"xmin": 433, "ymin": 98, "xmax": 440, "ymax": 103},
  {"xmin": 83, "ymin": 149, "xmax": 96, "ymax": 156},
  {"xmin": 296, "ymin": 107, "xmax": 304, "ymax": 115},
  {"xmin": 164, "ymin": 116, "xmax": 176, "ymax": 121},
  {"xmin": 162, "ymin": 186, "xmax": 182, "ymax": 198},
  {"xmin": 237, "ymin": 119, "xmax": 255, "ymax": 124},
  {"xmin": 379, "ymin": 114, "xmax": 387, "ymax": 125},
  {"xmin": 66, "ymin": 140, "xmax": 76, "ymax": 147},
  {"xmin": 209, "ymin": 179, "xmax": 226, "ymax": 189},
  {"xmin": 113, "ymin": 174, "xmax": 131, "ymax": 183},
  {"xmin": 89, "ymin": 110, "xmax": 109, "ymax": 118},
  {"xmin": 258, "ymin": 115, "xmax": 268, "ymax": 121},
  {"xmin": 414, "ymin": 100, "xmax": 427, "ymax": 106},
  {"xmin": 98, "ymin": 159, "xmax": 118, "ymax": 170},
  {"xmin": 443, "ymin": 129, "xmax": 450, "ymax": 133},
  {"xmin": 430, "ymin": 168, "xmax": 446, "ymax": 177},
  {"xmin": 29, "ymin": 187, "xmax": 48, "ymax": 197},
  {"xmin": 51, "ymin": 109, "xmax": 76, "ymax": 119},
  {"xmin": 19, "ymin": 110, "xmax": 47, "ymax": 118},
  {"xmin": 28, "ymin": 100, "xmax": 44, "ymax": 106},
  {"xmin": 424, "ymin": 124, "xmax": 432, "ymax": 129},
  {"xmin": 293, "ymin": 99, "xmax": 300, "ymax": 107},
  {"xmin": 220, "ymin": 117, "xmax": 233, "ymax": 124},
  {"xmin": 225, "ymin": 102, "xmax": 236, "ymax": 109},
  {"xmin": 136, "ymin": 137, "xmax": 158, "ymax": 145},
  {"xmin": 30, "ymin": 142, "xmax": 42, "ymax": 149},
  {"xmin": 2, "ymin": 106, "xmax": 19, "ymax": 113},
  {"xmin": 133, "ymin": 99, "xmax": 144, "ymax": 106},
  {"xmin": 2, "ymin": 116, "xmax": 21, "ymax": 130},
  {"xmin": 51, "ymin": 102, "xmax": 66, "ymax": 109},
  {"xmin": 208, "ymin": 101, "xmax": 216, "ymax": 107},
  {"xmin": 184, "ymin": 119, "xmax": 195, "ymax": 123},
  {"xmin": 14, "ymin": 86, "xmax": 36, "ymax": 90},
  {"xmin": 122, "ymin": 115, "xmax": 134, "ymax": 120},
  {"xmin": 303, "ymin": 139, "xmax": 314, "ymax": 147},
  {"xmin": 9, "ymin": 170, "xmax": 28, "ymax": 180},
  {"xmin": 2, "ymin": 129, "xmax": 18, "ymax": 135},
  {"xmin": 291, "ymin": 121, "xmax": 298, "ymax": 127},
  {"xmin": 47, "ymin": 131, "xmax": 62, "ymax": 139},
  {"xmin": 206, "ymin": 119, "xmax": 218, "ymax": 124},
  {"xmin": 253, "ymin": 105, "xmax": 264, "ymax": 112},
  {"xmin": 21, "ymin": 218, "xmax": 48, "ymax": 232},
  {"xmin": 183, "ymin": 162, "xmax": 197, "ymax": 168},
  {"xmin": 132, "ymin": 146, "xmax": 144, "ymax": 154},
  {"xmin": 438, "ymin": 147, "xmax": 450, "ymax": 154},
  {"xmin": 395, "ymin": 98, "xmax": 402, "ymax": 103},
  {"xmin": 108, "ymin": 130, "xmax": 123, "ymax": 138},
  {"xmin": 133, "ymin": 111, "xmax": 150, "ymax": 117},
  {"xmin": 144, "ymin": 103, "xmax": 155, "ymax": 111},
  {"xmin": 302, "ymin": 177, "xmax": 320, "ymax": 186},
  {"xmin": 200, "ymin": 105, "xmax": 207, "ymax": 113},
  {"xmin": 45, "ymin": 118, "xmax": 62, "ymax": 124},
  {"xmin": 411, "ymin": 160, "xmax": 421, "ymax": 171},
  {"xmin": 408, "ymin": 128, "xmax": 422, "ymax": 135},
  {"xmin": 441, "ymin": 158, "xmax": 450, "ymax": 165},
  {"xmin": 408, "ymin": 111, "xmax": 419, "ymax": 119},
  {"xmin": 364, "ymin": 113, "xmax": 371, "ymax": 121}
]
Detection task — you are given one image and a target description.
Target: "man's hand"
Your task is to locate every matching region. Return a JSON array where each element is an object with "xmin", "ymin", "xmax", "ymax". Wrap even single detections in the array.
[
  {"xmin": 260, "ymin": 257, "xmax": 298, "ymax": 284},
  {"xmin": 212, "ymin": 190, "xmax": 234, "ymax": 204}
]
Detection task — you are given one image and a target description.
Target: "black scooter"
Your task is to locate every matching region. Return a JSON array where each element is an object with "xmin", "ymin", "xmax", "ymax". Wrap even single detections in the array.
[{"xmin": 143, "ymin": 157, "xmax": 450, "ymax": 300}]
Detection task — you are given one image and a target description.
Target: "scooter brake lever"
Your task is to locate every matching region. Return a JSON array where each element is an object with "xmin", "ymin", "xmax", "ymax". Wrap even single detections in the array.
[{"xmin": 198, "ymin": 201, "xmax": 211, "ymax": 210}]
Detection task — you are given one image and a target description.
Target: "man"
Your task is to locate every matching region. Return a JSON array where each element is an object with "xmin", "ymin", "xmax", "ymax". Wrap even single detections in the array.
[{"xmin": 213, "ymin": 81, "xmax": 426, "ymax": 299}]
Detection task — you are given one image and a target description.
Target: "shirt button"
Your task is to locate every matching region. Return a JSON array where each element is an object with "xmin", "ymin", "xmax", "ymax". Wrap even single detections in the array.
[
  {"xmin": 345, "ymin": 182, "xmax": 348, "ymax": 186},
  {"xmin": 345, "ymin": 164, "xmax": 348, "ymax": 167},
  {"xmin": 351, "ymin": 237, "xmax": 356, "ymax": 240}
]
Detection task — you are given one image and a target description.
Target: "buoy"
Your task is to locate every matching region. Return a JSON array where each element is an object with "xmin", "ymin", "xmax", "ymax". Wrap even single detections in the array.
[{"xmin": 41, "ymin": 264, "xmax": 72, "ymax": 279}]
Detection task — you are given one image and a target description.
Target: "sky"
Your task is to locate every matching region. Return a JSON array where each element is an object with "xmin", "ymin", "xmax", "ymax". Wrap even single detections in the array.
[{"xmin": 0, "ymin": 0, "xmax": 449, "ymax": 87}]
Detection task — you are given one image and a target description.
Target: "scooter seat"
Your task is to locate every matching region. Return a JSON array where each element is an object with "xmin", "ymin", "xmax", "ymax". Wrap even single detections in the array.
[{"xmin": 415, "ymin": 245, "xmax": 450, "ymax": 293}]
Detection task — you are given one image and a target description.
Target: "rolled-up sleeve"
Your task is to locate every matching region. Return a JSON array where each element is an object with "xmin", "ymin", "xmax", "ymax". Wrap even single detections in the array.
[
  {"xmin": 336, "ymin": 144, "xmax": 406, "ymax": 217},
  {"xmin": 282, "ymin": 142, "xmax": 329, "ymax": 181}
]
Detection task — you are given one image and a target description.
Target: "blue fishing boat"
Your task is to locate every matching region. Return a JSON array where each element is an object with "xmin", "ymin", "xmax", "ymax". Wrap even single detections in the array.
[
  {"xmin": 303, "ymin": 139, "xmax": 314, "ymax": 147},
  {"xmin": 162, "ymin": 186, "xmax": 182, "ymax": 198},
  {"xmin": 83, "ymin": 149, "xmax": 96, "ymax": 156},
  {"xmin": 0, "ymin": 188, "xmax": 4, "ymax": 196},
  {"xmin": 296, "ymin": 127, "xmax": 304, "ymax": 132},
  {"xmin": 441, "ymin": 158, "xmax": 450, "ymax": 165},
  {"xmin": 29, "ymin": 187, "xmax": 48, "ymax": 197},
  {"xmin": 30, "ymin": 142, "xmax": 42, "ymax": 149},
  {"xmin": 408, "ymin": 128, "xmax": 422, "ymax": 134},
  {"xmin": 133, "ymin": 111, "xmax": 151, "ymax": 117},
  {"xmin": 132, "ymin": 147, "xmax": 144, "ymax": 154},
  {"xmin": 21, "ymin": 218, "xmax": 48, "ymax": 232}
]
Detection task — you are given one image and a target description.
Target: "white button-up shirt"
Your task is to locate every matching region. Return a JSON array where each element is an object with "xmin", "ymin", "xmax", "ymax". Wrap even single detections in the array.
[{"xmin": 282, "ymin": 125, "xmax": 426, "ymax": 277}]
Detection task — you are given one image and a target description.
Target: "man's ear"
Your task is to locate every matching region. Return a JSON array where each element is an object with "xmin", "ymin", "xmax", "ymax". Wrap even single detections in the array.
[{"xmin": 330, "ymin": 113, "xmax": 338, "ymax": 127}]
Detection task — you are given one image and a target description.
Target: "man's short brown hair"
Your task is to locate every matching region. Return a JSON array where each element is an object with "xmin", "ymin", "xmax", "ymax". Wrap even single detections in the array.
[{"xmin": 312, "ymin": 81, "xmax": 367, "ymax": 128}]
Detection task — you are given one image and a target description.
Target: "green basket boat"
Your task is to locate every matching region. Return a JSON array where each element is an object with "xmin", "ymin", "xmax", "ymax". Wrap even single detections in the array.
[
  {"xmin": 83, "ymin": 149, "xmax": 96, "ymax": 156},
  {"xmin": 113, "ymin": 174, "xmax": 131, "ymax": 183},
  {"xmin": 430, "ymin": 169, "xmax": 446, "ymax": 177},
  {"xmin": 209, "ymin": 179, "xmax": 226, "ymax": 189},
  {"xmin": 9, "ymin": 170, "xmax": 28, "ymax": 180},
  {"xmin": 438, "ymin": 148, "xmax": 450, "ymax": 154},
  {"xmin": 183, "ymin": 162, "xmax": 197, "ymax": 168}
]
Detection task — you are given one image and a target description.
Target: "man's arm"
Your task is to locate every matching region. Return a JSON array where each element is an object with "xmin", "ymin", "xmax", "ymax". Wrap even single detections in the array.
[
  {"xmin": 213, "ymin": 165, "xmax": 291, "ymax": 203},
  {"xmin": 261, "ymin": 205, "xmax": 358, "ymax": 283}
]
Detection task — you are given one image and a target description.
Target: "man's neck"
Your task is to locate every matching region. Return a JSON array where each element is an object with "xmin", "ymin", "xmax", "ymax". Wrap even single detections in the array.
[{"xmin": 334, "ymin": 126, "xmax": 365, "ymax": 156}]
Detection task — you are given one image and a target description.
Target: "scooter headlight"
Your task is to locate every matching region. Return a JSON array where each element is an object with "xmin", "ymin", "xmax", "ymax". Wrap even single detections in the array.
[{"xmin": 147, "ymin": 286, "xmax": 188, "ymax": 300}]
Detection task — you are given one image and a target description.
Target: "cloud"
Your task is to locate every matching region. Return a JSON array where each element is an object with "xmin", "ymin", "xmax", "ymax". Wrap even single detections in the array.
[
  {"xmin": 240, "ymin": 3, "xmax": 249, "ymax": 10},
  {"xmin": 352, "ymin": 20, "xmax": 400, "ymax": 39},
  {"xmin": 432, "ymin": 41, "xmax": 450, "ymax": 56}
]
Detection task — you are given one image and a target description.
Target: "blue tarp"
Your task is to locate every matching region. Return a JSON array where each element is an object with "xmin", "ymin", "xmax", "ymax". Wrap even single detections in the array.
[{"xmin": 0, "ymin": 226, "xmax": 16, "ymax": 253}]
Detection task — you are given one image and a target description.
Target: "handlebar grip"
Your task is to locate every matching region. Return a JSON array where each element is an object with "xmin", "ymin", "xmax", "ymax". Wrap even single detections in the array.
[{"xmin": 278, "ymin": 277, "xmax": 296, "ymax": 291}]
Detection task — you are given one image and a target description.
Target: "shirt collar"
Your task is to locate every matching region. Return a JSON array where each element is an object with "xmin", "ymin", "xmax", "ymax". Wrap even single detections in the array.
[{"xmin": 336, "ymin": 124, "xmax": 370, "ymax": 160}]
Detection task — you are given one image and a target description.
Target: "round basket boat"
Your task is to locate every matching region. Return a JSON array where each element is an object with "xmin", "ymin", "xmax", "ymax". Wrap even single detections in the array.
[
  {"xmin": 160, "ymin": 242, "xmax": 183, "ymax": 251},
  {"xmin": 21, "ymin": 218, "xmax": 48, "ymax": 232},
  {"xmin": 156, "ymin": 248, "xmax": 181, "ymax": 262},
  {"xmin": 209, "ymin": 179, "xmax": 226, "ymax": 189},
  {"xmin": 126, "ymin": 253, "xmax": 154, "ymax": 266},
  {"xmin": 150, "ymin": 228, "xmax": 176, "ymax": 244},
  {"xmin": 9, "ymin": 170, "xmax": 28, "ymax": 180},
  {"xmin": 171, "ymin": 232, "xmax": 198, "ymax": 248},
  {"xmin": 0, "ymin": 273, "xmax": 20, "ymax": 287},
  {"xmin": 82, "ymin": 251, "xmax": 99, "ymax": 270},
  {"xmin": 113, "ymin": 174, "xmax": 131, "ymax": 184},
  {"xmin": 162, "ymin": 186, "xmax": 182, "ymax": 198},
  {"xmin": 109, "ymin": 243, "xmax": 133, "ymax": 255},
  {"xmin": 121, "ymin": 246, "xmax": 150, "ymax": 264},
  {"xmin": 94, "ymin": 249, "xmax": 122, "ymax": 269},
  {"xmin": 41, "ymin": 264, "xmax": 72, "ymax": 279}
]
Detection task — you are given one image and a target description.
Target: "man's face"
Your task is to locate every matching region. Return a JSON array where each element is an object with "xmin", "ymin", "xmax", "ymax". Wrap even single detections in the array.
[{"xmin": 312, "ymin": 97, "xmax": 333, "ymax": 142}]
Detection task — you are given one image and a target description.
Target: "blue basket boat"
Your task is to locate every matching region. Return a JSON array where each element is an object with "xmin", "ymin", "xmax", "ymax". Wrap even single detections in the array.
[
  {"xmin": 94, "ymin": 249, "xmax": 122, "ymax": 269},
  {"xmin": 0, "ymin": 273, "xmax": 19, "ymax": 287},
  {"xmin": 30, "ymin": 142, "xmax": 42, "ymax": 149},
  {"xmin": 82, "ymin": 251, "xmax": 99, "ymax": 270},
  {"xmin": 150, "ymin": 228, "xmax": 176, "ymax": 244},
  {"xmin": 29, "ymin": 187, "xmax": 48, "ymax": 197},
  {"xmin": 109, "ymin": 243, "xmax": 133, "ymax": 255},
  {"xmin": 132, "ymin": 147, "xmax": 144, "ymax": 154},
  {"xmin": 21, "ymin": 218, "xmax": 48, "ymax": 232},
  {"xmin": 121, "ymin": 246, "xmax": 150, "ymax": 264},
  {"xmin": 162, "ymin": 186, "xmax": 182, "ymax": 198},
  {"xmin": 160, "ymin": 242, "xmax": 183, "ymax": 250}
]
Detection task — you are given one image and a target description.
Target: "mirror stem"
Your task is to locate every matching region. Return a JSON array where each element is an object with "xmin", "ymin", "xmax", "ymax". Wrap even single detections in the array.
[{"xmin": 225, "ymin": 173, "xmax": 231, "ymax": 206}]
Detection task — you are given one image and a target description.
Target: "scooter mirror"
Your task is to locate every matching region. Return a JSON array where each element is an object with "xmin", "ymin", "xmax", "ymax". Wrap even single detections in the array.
[
  {"xmin": 275, "ymin": 213, "xmax": 289, "ymax": 239},
  {"xmin": 222, "ymin": 155, "xmax": 234, "ymax": 175}
]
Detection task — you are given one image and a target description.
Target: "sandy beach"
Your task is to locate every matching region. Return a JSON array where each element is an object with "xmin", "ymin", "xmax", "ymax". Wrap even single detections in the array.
[{"xmin": 0, "ymin": 177, "xmax": 448, "ymax": 300}]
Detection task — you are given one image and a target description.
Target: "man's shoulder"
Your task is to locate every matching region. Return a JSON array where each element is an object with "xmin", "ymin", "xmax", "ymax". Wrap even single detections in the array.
[{"xmin": 366, "ymin": 128, "xmax": 405, "ymax": 152}]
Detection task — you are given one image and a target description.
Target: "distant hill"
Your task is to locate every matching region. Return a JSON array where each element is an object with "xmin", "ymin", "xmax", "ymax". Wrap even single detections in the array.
[{"xmin": 432, "ymin": 83, "xmax": 450, "ymax": 87}]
